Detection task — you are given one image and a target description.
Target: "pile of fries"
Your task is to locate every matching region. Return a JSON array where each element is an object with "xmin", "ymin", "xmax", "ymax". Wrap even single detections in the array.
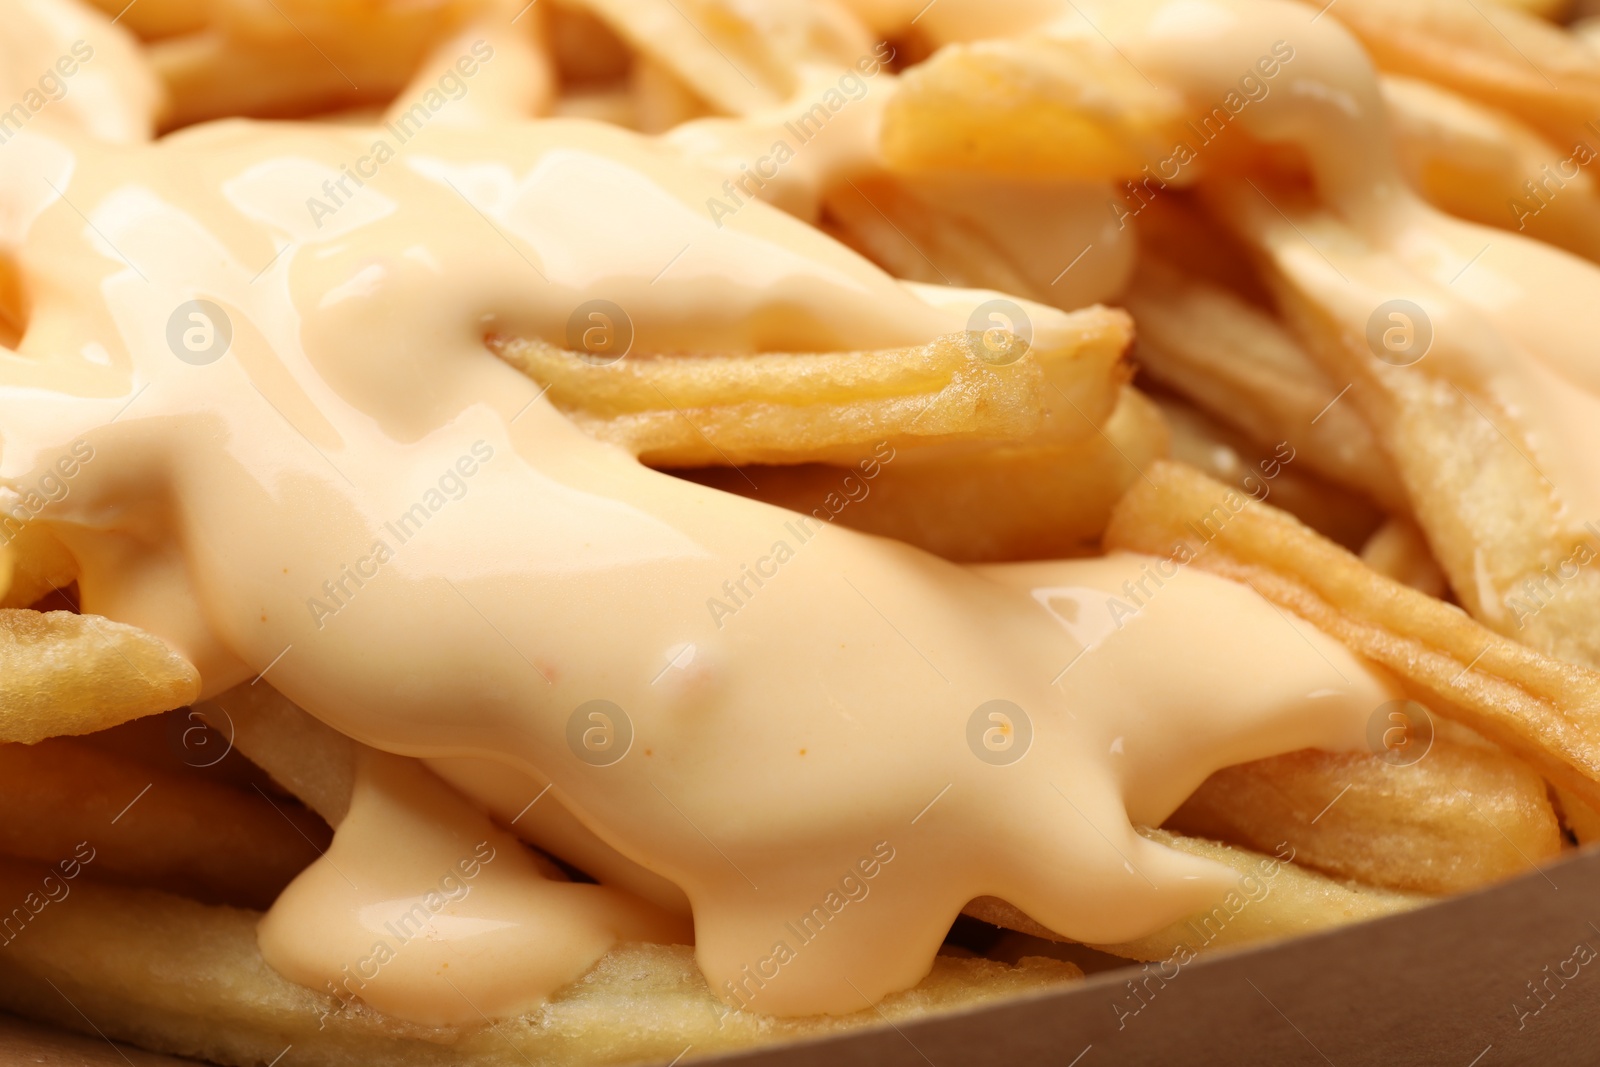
[{"xmin": 10, "ymin": 0, "xmax": 1600, "ymax": 1063}]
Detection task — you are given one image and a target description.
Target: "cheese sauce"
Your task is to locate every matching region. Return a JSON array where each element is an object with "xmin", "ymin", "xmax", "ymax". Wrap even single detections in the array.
[{"xmin": 0, "ymin": 0, "xmax": 1513, "ymax": 1022}]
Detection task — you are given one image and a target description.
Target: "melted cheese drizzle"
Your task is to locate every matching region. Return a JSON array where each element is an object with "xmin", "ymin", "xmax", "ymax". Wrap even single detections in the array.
[{"xmin": 16, "ymin": 0, "xmax": 1575, "ymax": 1023}]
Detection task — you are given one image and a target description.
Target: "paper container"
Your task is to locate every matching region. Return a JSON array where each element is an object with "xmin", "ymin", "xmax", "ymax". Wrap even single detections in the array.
[{"xmin": 6, "ymin": 844, "xmax": 1599, "ymax": 1066}]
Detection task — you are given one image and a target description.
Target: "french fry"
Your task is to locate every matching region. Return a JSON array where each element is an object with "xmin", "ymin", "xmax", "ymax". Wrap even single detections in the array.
[
  {"xmin": 823, "ymin": 173, "xmax": 1046, "ymax": 298},
  {"xmin": 1210, "ymin": 181, "xmax": 1600, "ymax": 668},
  {"xmin": 1105, "ymin": 461, "xmax": 1600, "ymax": 812},
  {"xmin": 1167, "ymin": 739, "xmax": 1561, "ymax": 894},
  {"xmin": 821, "ymin": 171, "xmax": 1135, "ymax": 312},
  {"xmin": 559, "ymin": 0, "xmax": 873, "ymax": 116},
  {"xmin": 685, "ymin": 383, "xmax": 1165, "ymax": 562},
  {"xmin": 1312, "ymin": 0, "xmax": 1600, "ymax": 147},
  {"xmin": 0, "ymin": 611, "xmax": 198, "ymax": 745},
  {"xmin": 197, "ymin": 684, "xmax": 355, "ymax": 826},
  {"xmin": 0, "ymin": 856, "xmax": 1080, "ymax": 1067},
  {"xmin": 966, "ymin": 828, "xmax": 1427, "ymax": 960},
  {"xmin": 1381, "ymin": 74, "xmax": 1600, "ymax": 262},
  {"xmin": 1123, "ymin": 254, "xmax": 1408, "ymax": 512},
  {"xmin": 1360, "ymin": 515, "xmax": 1448, "ymax": 599},
  {"xmin": 0, "ymin": 736, "xmax": 326, "ymax": 909},
  {"xmin": 489, "ymin": 304, "xmax": 1132, "ymax": 467},
  {"xmin": 1156, "ymin": 396, "xmax": 1384, "ymax": 550},
  {"xmin": 147, "ymin": 0, "xmax": 489, "ymax": 128},
  {"xmin": 880, "ymin": 35, "xmax": 1186, "ymax": 181},
  {"xmin": 0, "ymin": 525, "xmax": 78, "ymax": 611}
]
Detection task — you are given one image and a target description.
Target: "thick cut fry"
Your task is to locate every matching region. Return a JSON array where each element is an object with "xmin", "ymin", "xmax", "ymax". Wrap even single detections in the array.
[
  {"xmin": 0, "ymin": 525, "xmax": 78, "ymax": 610},
  {"xmin": 1156, "ymin": 396, "xmax": 1384, "ymax": 550},
  {"xmin": 1124, "ymin": 254, "xmax": 1407, "ymax": 511},
  {"xmin": 822, "ymin": 172, "xmax": 1136, "ymax": 313},
  {"xmin": 1213, "ymin": 182, "xmax": 1600, "ymax": 667},
  {"xmin": 1105, "ymin": 461, "xmax": 1600, "ymax": 812},
  {"xmin": 0, "ymin": 610, "xmax": 199, "ymax": 745},
  {"xmin": 1360, "ymin": 515, "xmax": 1448, "ymax": 598},
  {"xmin": 148, "ymin": 0, "xmax": 490, "ymax": 128},
  {"xmin": 0, "ymin": 858, "xmax": 1080, "ymax": 1067},
  {"xmin": 965, "ymin": 828, "xmax": 1427, "ymax": 960},
  {"xmin": 881, "ymin": 35, "xmax": 1186, "ymax": 181},
  {"xmin": 1382, "ymin": 74, "xmax": 1600, "ymax": 262},
  {"xmin": 1313, "ymin": 0, "xmax": 1600, "ymax": 146},
  {"xmin": 561, "ymin": 0, "xmax": 872, "ymax": 116},
  {"xmin": 685, "ymin": 383, "xmax": 1166, "ymax": 562},
  {"xmin": 0, "ymin": 737, "xmax": 326, "ymax": 909},
  {"xmin": 1168, "ymin": 740, "xmax": 1561, "ymax": 894},
  {"xmin": 198, "ymin": 684, "xmax": 356, "ymax": 825},
  {"xmin": 490, "ymin": 305, "xmax": 1131, "ymax": 467}
]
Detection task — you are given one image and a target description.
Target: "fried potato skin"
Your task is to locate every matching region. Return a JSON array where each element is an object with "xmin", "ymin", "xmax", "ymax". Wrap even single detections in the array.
[
  {"xmin": 0, "ymin": 610, "xmax": 199, "ymax": 745},
  {"xmin": 1168, "ymin": 742, "xmax": 1561, "ymax": 894}
]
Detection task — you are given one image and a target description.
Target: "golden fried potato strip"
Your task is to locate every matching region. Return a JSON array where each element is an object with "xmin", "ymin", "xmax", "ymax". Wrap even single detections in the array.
[
  {"xmin": 0, "ymin": 610, "xmax": 198, "ymax": 745},
  {"xmin": 880, "ymin": 36, "xmax": 1185, "ymax": 181},
  {"xmin": 490, "ymin": 307, "xmax": 1131, "ymax": 467},
  {"xmin": 197, "ymin": 683, "xmax": 356, "ymax": 825},
  {"xmin": 1313, "ymin": 0, "xmax": 1600, "ymax": 146},
  {"xmin": 0, "ymin": 857, "xmax": 1080, "ymax": 1067},
  {"xmin": 561, "ymin": 0, "xmax": 872, "ymax": 116},
  {"xmin": 966, "ymin": 828, "xmax": 1426, "ymax": 960},
  {"xmin": 687, "ymin": 382, "xmax": 1165, "ymax": 561},
  {"xmin": 1168, "ymin": 739, "xmax": 1561, "ymax": 894},
  {"xmin": 148, "ymin": 0, "xmax": 491, "ymax": 128},
  {"xmin": 1359, "ymin": 515, "xmax": 1448, "ymax": 599},
  {"xmin": 1156, "ymin": 394, "xmax": 1384, "ymax": 551},
  {"xmin": 0, "ymin": 525, "xmax": 77, "ymax": 611},
  {"xmin": 1124, "ymin": 254, "xmax": 1406, "ymax": 511},
  {"xmin": 1382, "ymin": 74, "xmax": 1600, "ymax": 262},
  {"xmin": 0, "ymin": 736, "xmax": 325, "ymax": 909},
  {"xmin": 823, "ymin": 174, "xmax": 1054, "ymax": 300},
  {"xmin": 1211, "ymin": 183, "xmax": 1600, "ymax": 668},
  {"xmin": 1105, "ymin": 461, "xmax": 1600, "ymax": 810}
]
